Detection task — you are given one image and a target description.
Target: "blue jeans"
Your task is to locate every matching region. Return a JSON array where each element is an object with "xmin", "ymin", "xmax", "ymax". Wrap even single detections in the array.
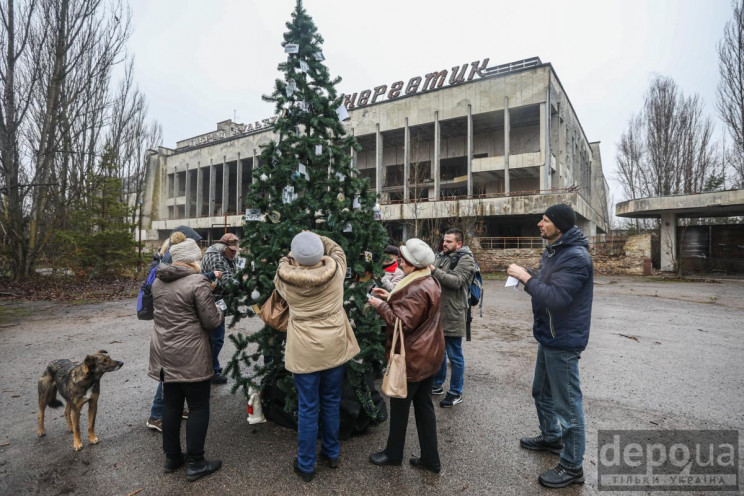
[
  {"xmin": 293, "ymin": 365, "xmax": 345, "ymax": 474},
  {"xmin": 433, "ymin": 336, "xmax": 464, "ymax": 395},
  {"xmin": 150, "ymin": 382, "xmax": 164, "ymax": 419},
  {"xmin": 210, "ymin": 319, "xmax": 225, "ymax": 375},
  {"xmin": 532, "ymin": 343, "xmax": 586, "ymax": 469}
]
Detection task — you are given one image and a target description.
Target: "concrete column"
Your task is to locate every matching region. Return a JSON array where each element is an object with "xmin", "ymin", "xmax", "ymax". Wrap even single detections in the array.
[
  {"xmin": 222, "ymin": 157, "xmax": 229, "ymax": 215},
  {"xmin": 404, "ymin": 118, "xmax": 410, "ymax": 202},
  {"xmin": 236, "ymin": 153, "xmax": 242, "ymax": 214},
  {"xmin": 172, "ymin": 167, "xmax": 178, "ymax": 218},
  {"xmin": 375, "ymin": 124, "xmax": 384, "ymax": 196},
  {"xmin": 402, "ymin": 223, "xmax": 409, "ymax": 241},
  {"xmin": 660, "ymin": 212, "xmax": 677, "ymax": 272},
  {"xmin": 208, "ymin": 159, "xmax": 215, "ymax": 216},
  {"xmin": 467, "ymin": 104, "xmax": 473, "ymax": 197},
  {"xmin": 184, "ymin": 164, "xmax": 191, "ymax": 218},
  {"xmin": 252, "ymin": 149, "xmax": 258, "ymax": 184},
  {"xmin": 543, "ymin": 87, "xmax": 552, "ymax": 191},
  {"xmin": 196, "ymin": 162, "xmax": 203, "ymax": 217},
  {"xmin": 504, "ymin": 97, "xmax": 510, "ymax": 194},
  {"xmin": 433, "ymin": 111, "xmax": 440, "ymax": 199}
]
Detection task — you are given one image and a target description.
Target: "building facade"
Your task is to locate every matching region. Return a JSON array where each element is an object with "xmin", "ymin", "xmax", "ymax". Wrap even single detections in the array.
[{"xmin": 140, "ymin": 57, "xmax": 610, "ymax": 244}]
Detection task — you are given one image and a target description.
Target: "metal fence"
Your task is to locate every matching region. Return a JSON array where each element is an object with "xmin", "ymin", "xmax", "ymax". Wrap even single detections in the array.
[{"xmin": 477, "ymin": 237, "xmax": 544, "ymax": 249}]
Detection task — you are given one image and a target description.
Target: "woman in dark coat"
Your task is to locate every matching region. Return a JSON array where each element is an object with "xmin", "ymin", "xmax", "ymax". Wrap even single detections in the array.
[
  {"xmin": 149, "ymin": 237, "xmax": 223, "ymax": 482},
  {"xmin": 367, "ymin": 238, "xmax": 445, "ymax": 473}
]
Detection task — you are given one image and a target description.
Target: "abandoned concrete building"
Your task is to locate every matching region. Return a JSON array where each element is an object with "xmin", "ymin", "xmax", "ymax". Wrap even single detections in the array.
[{"xmin": 140, "ymin": 57, "xmax": 610, "ymax": 245}]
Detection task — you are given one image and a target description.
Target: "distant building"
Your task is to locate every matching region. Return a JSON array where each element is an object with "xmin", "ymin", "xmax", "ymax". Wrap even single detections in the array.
[{"xmin": 140, "ymin": 57, "xmax": 610, "ymax": 243}]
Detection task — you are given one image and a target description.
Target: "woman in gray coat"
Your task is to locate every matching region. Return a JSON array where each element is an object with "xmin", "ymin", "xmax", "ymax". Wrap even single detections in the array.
[{"xmin": 149, "ymin": 237, "xmax": 223, "ymax": 481}]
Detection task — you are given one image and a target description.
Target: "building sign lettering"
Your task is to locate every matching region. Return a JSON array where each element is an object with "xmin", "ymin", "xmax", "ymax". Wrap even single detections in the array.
[
  {"xmin": 342, "ymin": 58, "xmax": 489, "ymax": 110},
  {"xmin": 183, "ymin": 117, "xmax": 279, "ymax": 148}
]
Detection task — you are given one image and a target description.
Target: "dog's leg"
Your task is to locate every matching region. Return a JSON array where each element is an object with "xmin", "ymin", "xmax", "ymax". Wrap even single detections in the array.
[
  {"xmin": 87, "ymin": 395, "xmax": 99, "ymax": 444},
  {"xmin": 37, "ymin": 374, "xmax": 53, "ymax": 437},
  {"xmin": 70, "ymin": 405, "xmax": 83, "ymax": 451},
  {"xmin": 64, "ymin": 403, "xmax": 73, "ymax": 433}
]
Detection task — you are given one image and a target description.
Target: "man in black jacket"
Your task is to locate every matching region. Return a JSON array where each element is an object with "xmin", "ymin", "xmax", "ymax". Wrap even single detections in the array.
[{"xmin": 507, "ymin": 204, "xmax": 593, "ymax": 488}]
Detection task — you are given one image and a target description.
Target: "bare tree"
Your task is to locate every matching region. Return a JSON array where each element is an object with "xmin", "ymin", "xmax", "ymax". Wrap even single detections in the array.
[
  {"xmin": 0, "ymin": 0, "xmax": 155, "ymax": 280},
  {"xmin": 716, "ymin": 0, "xmax": 744, "ymax": 188}
]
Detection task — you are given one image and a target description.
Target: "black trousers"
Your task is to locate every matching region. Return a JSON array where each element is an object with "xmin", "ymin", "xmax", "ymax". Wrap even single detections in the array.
[
  {"xmin": 162, "ymin": 380, "xmax": 211, "ymax": 459},
  {"xmin": 384, "ymin": 375, "xmax": 440, "ymax": 467}
]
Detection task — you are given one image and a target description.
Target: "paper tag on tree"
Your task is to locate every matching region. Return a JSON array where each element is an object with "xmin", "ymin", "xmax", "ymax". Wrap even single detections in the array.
[
  {"xmin": 315, "ymin": 145, "xmax": 322, "ymax": 156},
  {"xmin": 343, "ymin": 223, "xmax": 353, "ymax": 232},
  {"xmin": 245, "ymin": 208, "xmax": 262, "ymax": 221},
  {"xmin": 336, "ymin": 172, "xmax": 345, "ymax": 182},
  {"xmin": 299, "ymin": 60, "xmax": 309, "ymax": 72},
  {"xmin": 352, "ymin": 194, "xmax": 361, "ymax": 209},
  {"xmin": 286, "ymin": 80, "xmax": 296, "ymax": 97},
  {"xmin": 215, "ymin": 299, "xmax": 228, "ymax": 311},
  {"xmin": 313, "ymin": 51, "xmax": 325, "ymax": 61},
  {"xmin": 336, "ymin": 104, "xmax": 350, "ymax": 121},
  {"xmin": 298, "ymin": 163, "xmax": 309, "ymax": 180},
  {"xmin": 297, "ymin": 101, "xmax": 309, "ymax": 112},
  {"xmin": 284, "ymin": 43, "xmax": 299, "ymax": 54},
  {"xmin": 237, "ymin": 257, "xmax": 246, "ymax": 269},
  {"xmin": 282, "ymin": 186, "xmax": 296, "ymax": 204}
]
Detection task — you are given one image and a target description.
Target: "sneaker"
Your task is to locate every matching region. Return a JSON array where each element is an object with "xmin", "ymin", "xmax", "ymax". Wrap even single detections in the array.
[
  {"xmin": 182, "ymin": 409, "xmax": 189, "ymax": 419},
  {"xmin": 211, "ymin": 373, "xmax": 228, "ymax": 385},
  {"xmin": 320, "ymin": 453, "xmax": 340, "ymax": 468},
  {"xmin": 538, "ymin": 463, "xmax": 584, "ymax": 488},
  {"xmin": 431, "ymin": 385, "xmax": 444, "ymax": 395},
  {"xmin": 519, "ymin": 434, "xmax": 564, "ymax": 455},
  {"xmin": 439, "ymin": 392, "xmax": 462, "ymax": 408},
  {"xmin": 146, "ymin": 417, "xmax": 163, "ymax": 432}
]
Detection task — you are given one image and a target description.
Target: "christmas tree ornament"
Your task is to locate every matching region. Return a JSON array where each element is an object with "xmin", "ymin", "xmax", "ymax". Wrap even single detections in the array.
[
  {"xmin": 357, "ymin": 272, "xmax": 372, "ymax": 283},
  {"xmin": 336, "ymin": 172, "xmax": 345, "ymax": 182},
  {"xmin": 286, "ymin": 79, "xmax": 297, "ymax": 97},
  {"xmin": 298, "ymin": 163, "xmax": 309, "ymax": 179},
  {"xmin": 343, "ymin": 222, "xmax": 353, "ymax": 232},
  {"xmin": 337, "ymin": 193, "xmax": 345, "ymax": 202},
  {"xmin": 284, "ymin": 43, "xmax": 299, "ymax": 54},
  {"xmin": 352, "ymin": 194, "xmax": 361, "ymax": 209},
  {"xmin": 251, "ymin": 289, "xmax": 261, "ymax": 301},
  {"xmin": 299, "ymin": 60, "xmax": 309, "ymax": 72},
  {"xmin": 282, "ymin": 186, "xmax": 296, "ymax": 204},
  {"xmin": 260, "ymin": 173, "xmax": 268, "ymax": 182},
  {"xmin": 313, "ymin": 51, "xmax": 325, "ymax": 61},
  {"xmin": 315, "ymin": 145, "xmax": 322, "ymax": 156},
  {"xmin": 268, "ymin": 211, "xmax": 281, "ymax": 223}
]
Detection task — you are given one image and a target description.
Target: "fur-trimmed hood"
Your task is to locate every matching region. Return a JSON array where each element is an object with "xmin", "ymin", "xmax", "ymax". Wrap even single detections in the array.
[{"xmin": 276, "ymin": 255, "xmax": 337, "ymax": 291}]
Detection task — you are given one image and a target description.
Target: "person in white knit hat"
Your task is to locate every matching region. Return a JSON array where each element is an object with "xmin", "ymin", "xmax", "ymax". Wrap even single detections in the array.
[{"xmin": 148, "ymin": 236, "xmax": 224, "ymax": 482}]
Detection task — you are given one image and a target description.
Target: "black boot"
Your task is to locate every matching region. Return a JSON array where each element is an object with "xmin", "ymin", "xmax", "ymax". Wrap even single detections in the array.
[
  {"xmin": 538, "ymin": 463, "xmax": 584, "ymax": 488},
  {"xmin": 519, "ymin": 434, "xmax": 564, "ymax": 455},
  {"xmin": 163, "ymin": 454, "xmax": 185, "ymax": 473},
  {"xmin": 185, "ymin": 456, "xmax": 222, "ymax": 482}
]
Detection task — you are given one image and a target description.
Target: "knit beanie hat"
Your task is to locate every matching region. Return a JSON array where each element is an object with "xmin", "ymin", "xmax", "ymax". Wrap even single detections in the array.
[
  {"xmin": 384, "ymin": 245, "xmax": 400, "ymax": 257},
  {"xmin": 545, "ymin": 204, "xmax": 576, "ymax": 233},
  {"xmin": 291, "ymin": 232, "xmax": 324, "ymax": 266},
  {"xmin": 169, "ymin": 238, "xmax": 203, "ymax": 264}
]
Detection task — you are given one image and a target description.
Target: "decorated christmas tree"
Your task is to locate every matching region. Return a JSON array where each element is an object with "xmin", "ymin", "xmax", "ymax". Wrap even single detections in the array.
[{"xmin": 225, "ymin": 0, "xmax": 388, "ymax": 434}]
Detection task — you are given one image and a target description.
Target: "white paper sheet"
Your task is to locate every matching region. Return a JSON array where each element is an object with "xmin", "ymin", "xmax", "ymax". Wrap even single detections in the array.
[{"xmin": 505, "ymin": 276, "xmax": 520, "ymax": 289}]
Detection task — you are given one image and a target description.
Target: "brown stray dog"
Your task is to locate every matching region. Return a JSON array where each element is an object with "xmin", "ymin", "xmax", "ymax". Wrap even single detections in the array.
[{"xmin": 37, "ymin": 350, "xmax": 123, "ymax": 451}]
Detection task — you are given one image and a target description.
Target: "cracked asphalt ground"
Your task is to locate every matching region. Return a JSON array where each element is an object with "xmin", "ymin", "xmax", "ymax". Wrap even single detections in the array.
[{"xmin": 0, "ymin": 276, "xmax": 742, "ymax": 495}]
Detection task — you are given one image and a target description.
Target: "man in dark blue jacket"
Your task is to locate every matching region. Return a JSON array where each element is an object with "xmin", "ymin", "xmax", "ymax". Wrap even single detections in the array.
[{"xmin": 507, "ymin": 204, "xmax": 593, "ymax": 488}]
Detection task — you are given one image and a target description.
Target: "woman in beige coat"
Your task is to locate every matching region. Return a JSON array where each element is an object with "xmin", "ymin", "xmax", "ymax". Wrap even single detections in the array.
[
  {"xmin": 149, "ymin": 237, "xmax": 223, "ymax": 482},
  {"xmin": 274, "ymin": 232, "xmax": 360, "ymax": 482}
]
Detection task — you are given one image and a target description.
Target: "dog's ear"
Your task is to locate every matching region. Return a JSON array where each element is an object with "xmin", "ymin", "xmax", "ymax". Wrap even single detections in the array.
[
  {"xmin": 96, "ymin": 350, "xmax": 108, "ymax": 355},
  {"xmin": 84, "ymin": 355, "xmax": 97, "ymax": 370}
]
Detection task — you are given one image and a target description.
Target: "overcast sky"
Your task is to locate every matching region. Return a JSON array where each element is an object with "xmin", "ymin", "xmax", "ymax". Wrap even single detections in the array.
[{"xmin": 126, "ymin": 0, "xmax": 733, "ymax": 203}]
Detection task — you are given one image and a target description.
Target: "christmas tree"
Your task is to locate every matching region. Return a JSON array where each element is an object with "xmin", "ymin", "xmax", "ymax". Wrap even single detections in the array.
[{"xmin": 225, "ymin": 0, "xmax": 388, "ymax": 433}]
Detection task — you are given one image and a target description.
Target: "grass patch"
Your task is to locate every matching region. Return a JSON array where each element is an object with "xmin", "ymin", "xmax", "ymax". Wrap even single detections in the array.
[{"xmin": 0, "ymin": 304, "xmax": 30, "ymax": 326}]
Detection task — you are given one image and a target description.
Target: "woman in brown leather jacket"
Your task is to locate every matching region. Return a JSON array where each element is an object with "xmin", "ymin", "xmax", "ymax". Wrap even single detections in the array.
[{"xmin": 367, "ymin": 238, "xmax": 445, "ymax": 473}]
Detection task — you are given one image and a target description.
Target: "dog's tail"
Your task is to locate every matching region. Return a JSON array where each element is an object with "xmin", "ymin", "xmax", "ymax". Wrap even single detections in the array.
[{"xmin": 38, "ymin": 368, "xmax": 63, "ymax": 409}]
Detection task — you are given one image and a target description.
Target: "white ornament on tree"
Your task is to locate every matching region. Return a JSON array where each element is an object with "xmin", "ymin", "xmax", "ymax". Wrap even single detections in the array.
[
  {"xmin": 260, "ymin": 173, "xmax": 268, "ymax": 182},
  {"xmin": 251, "ymin": 289, "xmax": 260, "ymax": 301}
]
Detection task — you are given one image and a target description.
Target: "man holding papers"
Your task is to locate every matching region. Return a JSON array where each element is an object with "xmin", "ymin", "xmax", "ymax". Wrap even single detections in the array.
[{"xmin": 506, "ymin": 204, "xmax": 593, "ymax": 489}]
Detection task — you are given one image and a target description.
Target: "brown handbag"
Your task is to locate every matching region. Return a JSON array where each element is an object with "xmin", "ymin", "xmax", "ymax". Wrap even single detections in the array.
[
  {"xmin": 381, "ymin": 318, "xmax": 407, "ymax": 398},
  {"xmin": 258, "ymin": 289, "xmax": 289, "ymax": 332}
]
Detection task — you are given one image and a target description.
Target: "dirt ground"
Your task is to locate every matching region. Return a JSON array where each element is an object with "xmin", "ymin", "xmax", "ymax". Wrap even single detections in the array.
[{"xmin": 0, "ymin": 276, "xmax": 742, "ymax": 495}]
